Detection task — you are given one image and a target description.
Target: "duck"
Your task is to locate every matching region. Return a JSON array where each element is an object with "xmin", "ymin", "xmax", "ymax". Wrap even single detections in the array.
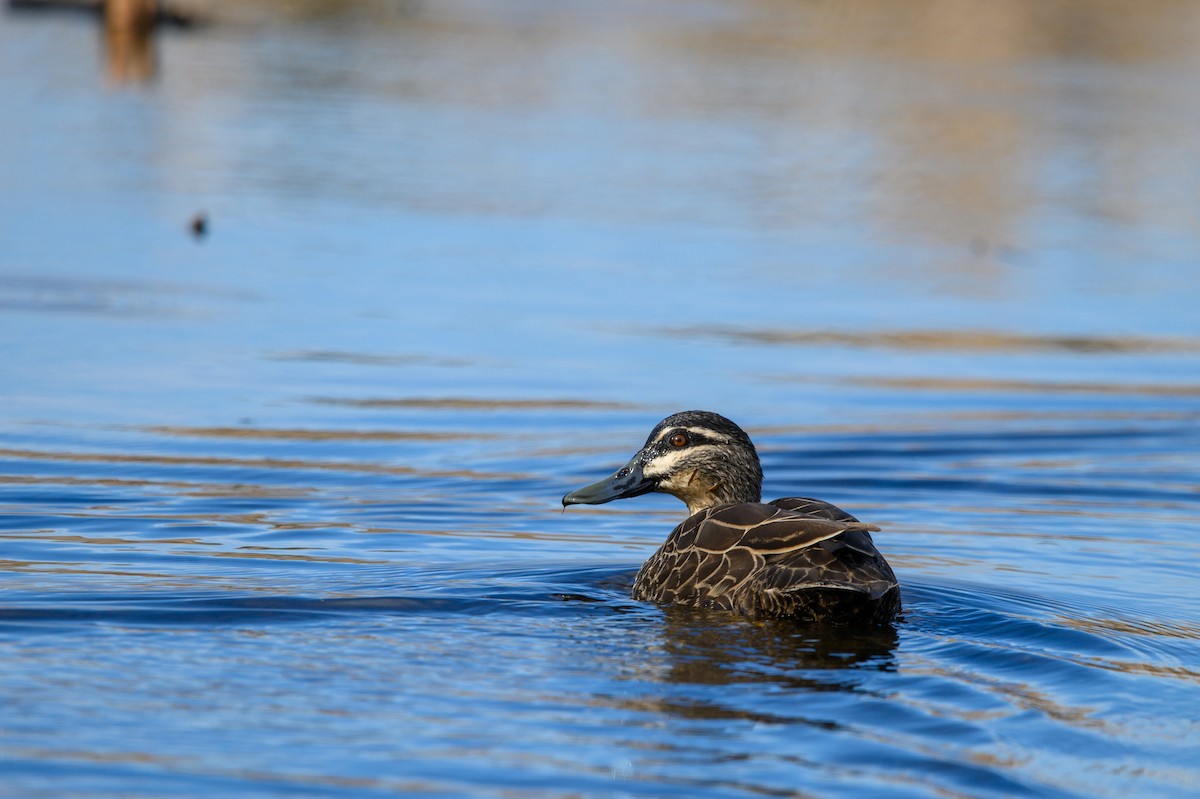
[{"xmin": 562, "ymin": 410, "xmax": 900, "ymax": 623}]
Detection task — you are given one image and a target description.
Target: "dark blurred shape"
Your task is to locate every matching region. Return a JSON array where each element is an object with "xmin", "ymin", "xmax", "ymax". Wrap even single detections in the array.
[
  {"xmin": 7, "ymin": 0, "xmax": 104, "ymax": 11},
  {"xmin": 189, "ymin": 212, "xmax": 208, "ymax": 240}
]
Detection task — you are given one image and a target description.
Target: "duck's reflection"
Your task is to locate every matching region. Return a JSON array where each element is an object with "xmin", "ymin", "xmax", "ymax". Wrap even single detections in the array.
[
  {"xmin": 652, "ymin": 607, "xmax": 898, "ymax": 686},
  {"xmin": 604, "ymin": 607, "xmax": 899, "ymax": 726}
]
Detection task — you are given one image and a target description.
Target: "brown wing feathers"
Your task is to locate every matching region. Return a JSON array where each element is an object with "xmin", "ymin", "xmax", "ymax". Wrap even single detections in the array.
[{"xmin": 632, "ymin": 499, "xmax": 900, "ymax": 622}]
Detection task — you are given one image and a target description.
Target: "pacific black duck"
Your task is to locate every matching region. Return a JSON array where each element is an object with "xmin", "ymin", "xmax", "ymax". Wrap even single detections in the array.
[{"xmin": 563, "ymin": 410, "xmax": 900, "ymax": 623}]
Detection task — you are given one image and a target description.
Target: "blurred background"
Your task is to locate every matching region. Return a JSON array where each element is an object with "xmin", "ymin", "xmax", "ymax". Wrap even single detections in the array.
[{"xmin": 3, "ymin": 0, "xmax": 1199, "ymax": 429}]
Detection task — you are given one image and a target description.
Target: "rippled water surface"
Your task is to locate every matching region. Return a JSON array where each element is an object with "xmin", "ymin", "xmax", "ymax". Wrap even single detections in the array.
[{"xmin": 2, "ymin": 1, "xmax": 1200, "ymax": 796}]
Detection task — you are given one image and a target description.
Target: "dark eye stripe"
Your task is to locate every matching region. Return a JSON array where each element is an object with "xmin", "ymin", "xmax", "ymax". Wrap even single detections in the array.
[
  {"xmin": 647, "ymin": 425, "xmax": 728, "ymax": 449},
  {"xmin": 662, "ymin": 431, "xmax": 720, "ymax": 448}
]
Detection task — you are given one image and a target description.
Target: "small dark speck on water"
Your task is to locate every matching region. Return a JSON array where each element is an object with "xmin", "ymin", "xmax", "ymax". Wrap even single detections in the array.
[{"xmin": 190, "ymin": 212, "xmax": 208, "ymax": 239}]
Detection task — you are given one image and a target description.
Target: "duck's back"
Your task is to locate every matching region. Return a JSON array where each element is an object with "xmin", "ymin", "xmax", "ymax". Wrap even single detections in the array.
[{"xmin": 631, "ymin": 497, "xmax": 900, "ymax": 623}]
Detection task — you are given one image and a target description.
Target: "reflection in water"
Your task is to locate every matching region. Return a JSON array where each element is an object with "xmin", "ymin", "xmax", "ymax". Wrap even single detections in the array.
[
  {"xmin": 667, "ymin": 326, "xmax": 1200, "ymax": 354},
  {"xmin": 855, "ymin": 376, "xmax": 1200, "ymax": 396},
  {"xmin": 649, "ymin": 609, "xmax": 897, "ymax": 689},
  {"xmin": 267, "ymin": 350, "xmax": 472, "ymax": 367},
  {"xmin": 0, "ymin": 445, "xmax": 514, "ymax": 479},
  {"xmin": 310, "ymin": 397, "xmax": 638, "ymax": 411},
  {"xmin": 104, "ymin": 0, "xmax": 157, "ymax": 84},
  {"xmin": 0, "ymin": 273, "xmax": 251, "ymax": 316},
  {"xmin": 141, "ymin": 425, "xmax": 481, "ymax": 441},
  {"xmin": 9, "ymin": 0, "xmax": 204, "ymax": 85}
]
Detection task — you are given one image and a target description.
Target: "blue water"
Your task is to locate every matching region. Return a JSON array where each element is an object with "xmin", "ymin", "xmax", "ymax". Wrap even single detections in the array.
[{"xmin": 2, "ymin": 1, "xmax": 1200, "ymax": 796}]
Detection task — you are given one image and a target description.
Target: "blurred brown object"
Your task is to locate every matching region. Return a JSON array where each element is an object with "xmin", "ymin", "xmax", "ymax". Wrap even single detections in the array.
[
  {"xmin": 104, "ymin": 0, "xmax": 157, "ymax": 84},
  {"xmin": 8, "ymin": 0, "xmax": 201, "ymax": 85}
]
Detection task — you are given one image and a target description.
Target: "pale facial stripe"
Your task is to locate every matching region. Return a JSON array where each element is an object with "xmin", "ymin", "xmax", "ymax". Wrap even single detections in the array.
[{"xmin": 642, "ymin": 444, "xmax": 723, "ymax": 478}]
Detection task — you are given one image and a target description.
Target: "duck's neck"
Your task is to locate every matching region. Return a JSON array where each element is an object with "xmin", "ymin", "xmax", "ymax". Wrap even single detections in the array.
[{"xmin": 674, "ymin": 466, "xmax": 762, "ymax": 516}]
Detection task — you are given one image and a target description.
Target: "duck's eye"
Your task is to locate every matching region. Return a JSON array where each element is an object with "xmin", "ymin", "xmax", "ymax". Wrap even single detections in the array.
[{"xmin": 669, "ymin": 433, "xmax": 688, "ymax": 448}]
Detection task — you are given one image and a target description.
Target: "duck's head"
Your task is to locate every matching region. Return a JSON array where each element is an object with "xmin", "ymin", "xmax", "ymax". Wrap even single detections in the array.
[{"xmin": 562, "ymin": 410, "xmax": 763, "ymax": 516}]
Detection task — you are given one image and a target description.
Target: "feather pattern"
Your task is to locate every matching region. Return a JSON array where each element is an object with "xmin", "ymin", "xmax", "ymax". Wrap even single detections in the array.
[{"xmin": 631, "ymin": 498, "xmax": 900, "ymax": 622}]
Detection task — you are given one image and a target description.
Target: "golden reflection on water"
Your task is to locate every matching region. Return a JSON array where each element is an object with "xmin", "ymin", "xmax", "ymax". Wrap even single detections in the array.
[
  {"xmin": 268, "ymin": 350, "xmax": 472, "ymax": 368},
  {"xmin": 5, "ymin": 746, "xmax": 436, "ymax": 794},
  {"xmin": 0, "ymin": 474, "xmax": 316, "ymax": 501},
  {"xmin": 142, "ymin": 426, "xmax": 483, "ymax": 442},
  {"xmin": 669, "ymin": 326, "xmax": 1200, "ymax": 354},
  {"xmin": 1, "ymin": 533, "xmax": 217, "ymax": 547},
  {"xmin": 908, "ymin": 658, "xmax": 1105, "ymax": 729},
  {"xmin": 853, "ymin": 377, "xmax": 1200, "ymax": 396},
  {"xmin": 310, "ymin": 397, "xmax": 637, "ymax": 411},
  {"xmin": 0, "ymin": 447, "xmax": 520, "ymax": 481},
  {"xmin": 211, "ymin": 551, "xmax": 385, "ymax": 565},
  {"xmin": 1085, "ymin": 658, "xmax": 1200, "ymax": 684},
  {"xmin": 1063, "ymin": 614, "xmax": 1200, "ymax": 643}
]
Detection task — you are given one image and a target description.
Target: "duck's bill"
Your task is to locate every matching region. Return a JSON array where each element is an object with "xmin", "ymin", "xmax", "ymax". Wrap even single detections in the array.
[{"xmin": 562, "ymin": 457, "xmax": 656, "ymax": 506}]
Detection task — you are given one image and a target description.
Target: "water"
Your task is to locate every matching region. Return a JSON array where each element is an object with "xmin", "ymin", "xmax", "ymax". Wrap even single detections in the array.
[{"xmin": 2, "ymin": 1, "xmax": 1200, "ymax": 796}]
